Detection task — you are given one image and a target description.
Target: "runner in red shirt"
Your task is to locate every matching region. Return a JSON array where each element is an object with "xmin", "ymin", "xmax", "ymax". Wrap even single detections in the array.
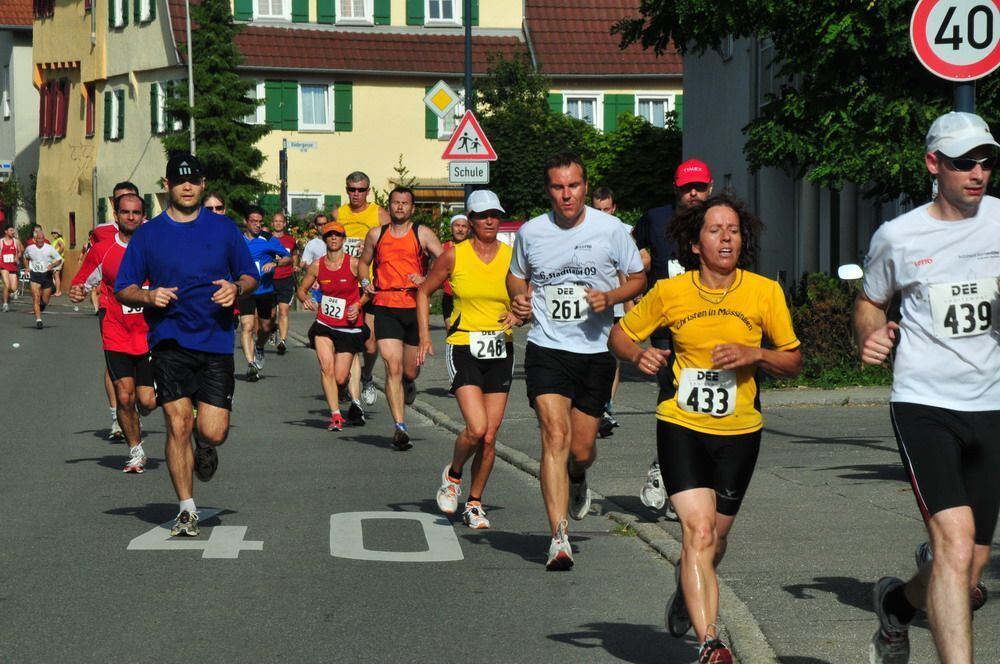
[
  {"xmin": 1, "ymin": 224, "xmax": 23, "ymax": 311},
  {"xmin": 70, "ymin": 192, "xmax": 158, "ymax": 473},
  {"xmin": 270, "ymin": 211, "xmax": 299, "ymax": 355}
]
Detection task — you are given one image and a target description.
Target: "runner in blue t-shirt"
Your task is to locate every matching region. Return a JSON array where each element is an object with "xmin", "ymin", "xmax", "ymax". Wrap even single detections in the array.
[
  {"xmin": 238, "ymin": 205, "xmax": 291, "ymax": 382},
  {"xmin": 115, "ymin": 153, "xmax": 258, "ymax": 538}
]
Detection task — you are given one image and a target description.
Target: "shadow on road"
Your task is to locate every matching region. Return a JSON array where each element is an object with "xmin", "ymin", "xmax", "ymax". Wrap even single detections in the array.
[
  {"xmin": 776, "ymin": 657, "xmax": 833, "ymax": 664},
  {"xmin": 818, "ymin": 463, "xmax": 908, "ymax": 483},
  {"xmin": 602, "ymin": 495, "xmax": 676, "ymax": 524},
  {"xmin": 783, "ymin": 576, "xmax": 878, "ymax": 612},
  {"xmin": 65, "ymin": 454, "xmax": 162, "ymax": 472},
  {"xmin": 548, "ymin": 621, "xmax": 688, "ymax": 663},
  {"xmin": 104, "ymin": 503, "xmax": 238, "ymax": 525}
]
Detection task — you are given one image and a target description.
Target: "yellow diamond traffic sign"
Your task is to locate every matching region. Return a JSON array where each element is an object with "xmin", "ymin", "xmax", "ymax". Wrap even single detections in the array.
[{"xmin": 423, "ymin": 80, "xmax": 460, "ymax": 119}]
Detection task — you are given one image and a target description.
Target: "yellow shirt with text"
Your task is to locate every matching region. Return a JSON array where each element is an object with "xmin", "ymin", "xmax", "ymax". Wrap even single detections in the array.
[{"xmin": 446, "ymin": 240, "xmax": 513, "ymax": 345}]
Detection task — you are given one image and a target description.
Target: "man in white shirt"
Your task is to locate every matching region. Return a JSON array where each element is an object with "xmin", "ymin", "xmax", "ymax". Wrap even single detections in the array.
[
  {"xmin": 855, "ymin": 111, "xmax": 1000, "ymax": 664},
  {"xmin": 23, "ymin": 227, "xmax": 62, "ymax": 328},
  {"xmin": 507, "ymin": 151, "xmax": 645, "ymax": 570}
]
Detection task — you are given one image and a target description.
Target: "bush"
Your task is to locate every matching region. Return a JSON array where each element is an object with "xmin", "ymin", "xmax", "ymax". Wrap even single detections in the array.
[{"xmin": 771, "ymin": 272, "xmax": 892, "ymax": 388}]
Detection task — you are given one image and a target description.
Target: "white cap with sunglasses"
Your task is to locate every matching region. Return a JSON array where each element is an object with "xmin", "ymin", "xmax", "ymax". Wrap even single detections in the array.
[{"xmin": 926, "ymin": 112, "xmax": 1000, "ymax": 158}]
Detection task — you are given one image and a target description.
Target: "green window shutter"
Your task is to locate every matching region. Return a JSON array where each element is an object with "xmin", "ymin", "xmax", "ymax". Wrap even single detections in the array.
[
  {"xmin": 264, "ymin": 80, "xmax": 282, "ymax": 128},
  {"xmin": 281, "ymin": 81, "xmax": 298, "ymax": 130},
  {"xmin": 547, "ymin": 92, "xmax": 563, "ymax": 114},
  {"xmin": 143, "ymin": 194, "xmax": 153, "ymax": 215},
  {"xmin": 97, "ymin": 198, "xmax": 107, "ymax": 223},
  {"xmin": 133, "ymin": 0, "xmax": 140, "ymax": 24},
  {"xmin": 424, "ymin": 85, "xmax": 437, "ymax": 138},
  {"xmin": 122, "ymin": 0, "xmax": 129, "ymax": 25},
  {"xmin": 234, "ymin": 0, "xmax": 252, "ymax": 20},
  {"xmin": 260, "ymin": 194, "xmax": 281, "ymax": 216},
  {"xmin": 108, "ymin": 0, "xmax": 114, "ymax": 27},
  {"xmin": 333, "ymin": 81, "xmax": 352, "ymax": 132},
  {"xmin": 150, "ymin": 83, "xmax": 158, "ymax": 134},
  {"xmin": 374, "ymin": 0, "xmax": 389, "ymax": 24},
  {"xmin": 324, "ymin": 194, "xmax": 341, "ymax": 211},
  {"xmin": 103, "ymin": 91, "xmax": 112, "ymax": 139},
  {"xmin": 674, "ymin": 94, "xmax": 683, "ymax": 130},
  {"xmin": 148, "ymin": 0, "xmax": 155, "ymax": 20},
  {"xmin": 406, "ymin": 0, "xmax": 422, "ymax": 25},
  {"xmin": 470, "ymin": 0, "xmax": 478, "ymax": 26},
  {"xmin": 603, "ymin": 94, "xmax": 634, "ymax": 133},
  {"xmin": 291, "ymin": 0, "xmax": 308, "ymax": 22},
  {"xmin": 116, "ymin": 90, "xmax": 125, "ymax": 139},
  {"xmin": 316, "ymin": 0, "xmax": 334, "ymax": 23}
]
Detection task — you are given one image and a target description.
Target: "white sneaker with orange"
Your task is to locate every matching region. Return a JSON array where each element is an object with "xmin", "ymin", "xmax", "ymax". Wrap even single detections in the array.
[
  {"xmin": 435, "ymin": 465, "xmax": 462, "ymax": 514},
  {"xmin": 462, "ymin": 502, "xmax": 490, "ymax": 529}
]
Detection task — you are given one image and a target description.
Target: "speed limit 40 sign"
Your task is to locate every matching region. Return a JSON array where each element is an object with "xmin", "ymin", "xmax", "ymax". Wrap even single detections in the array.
[{"xmin": 911, "ymin": 0, "xmax": 1000, "ymax": 80}]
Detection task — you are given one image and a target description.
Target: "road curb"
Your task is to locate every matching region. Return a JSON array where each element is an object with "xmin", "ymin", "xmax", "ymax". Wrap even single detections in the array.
[{"xmin": 288, "ymin": 329, "xmax": 778, "ymax": 663}]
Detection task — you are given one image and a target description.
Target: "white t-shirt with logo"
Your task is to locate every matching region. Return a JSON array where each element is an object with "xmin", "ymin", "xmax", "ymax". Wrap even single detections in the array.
[
  {"xmin": 24, "ymin": 243, "xmax": 61, "ymax": 273},
  {"xmin": 863, "ymin": 195, "xmax": 1000, "ymax": 410},
  {"xmin": 510, "ymin": 206, "xmax": 643, "ymax": 354},
  {"xmin": 300, "ymin": 237, "xmax": 326, "ymax": 266}
]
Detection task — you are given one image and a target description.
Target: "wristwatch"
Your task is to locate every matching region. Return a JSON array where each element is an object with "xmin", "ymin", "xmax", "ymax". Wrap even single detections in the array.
[
  {"xmin": 360, "ymin": 278, "xmax": 371, "ymax": 288},
  {"xmin": 234, "ymin": 282, "xmax": 244, "ymax": 297}
]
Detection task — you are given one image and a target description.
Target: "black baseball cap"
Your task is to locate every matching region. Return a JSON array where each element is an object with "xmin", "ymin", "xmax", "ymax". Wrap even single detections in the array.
[{"xmin": 165, "ymin": 153, "xmax": 205, "ymax": 182}]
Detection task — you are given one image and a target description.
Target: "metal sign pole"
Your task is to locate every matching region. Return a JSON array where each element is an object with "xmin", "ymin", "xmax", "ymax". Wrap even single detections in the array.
[
  {"xmin": 954, "ymin": 81, "xmax": 976, "ymax": 113},
  {"xmin": 463, "ymin": 0, "xmax": 473, "ymax": 206}
]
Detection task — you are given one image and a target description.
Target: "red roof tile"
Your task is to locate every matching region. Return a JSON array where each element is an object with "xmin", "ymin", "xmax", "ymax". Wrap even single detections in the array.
[
  {"xmin": 525, "ymin": 0, "xmax": 681, "ymax": 76},
  {"xmin": 0, "ymin": 0, "xmax": 34, "ymax": 27}
]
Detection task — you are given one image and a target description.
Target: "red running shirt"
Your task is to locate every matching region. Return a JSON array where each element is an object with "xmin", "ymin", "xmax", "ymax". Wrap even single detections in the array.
[
  {"xmin": 0, "ymin": 237, "xmax": 17, "ymax": 271},
  {"xmin": 273, "ymin": 233, "xmax": 297, "ymax": 280},
  {"xmin": 315, "ymin": 255, "xmax": 362, "ymax": 329},
  {"xmin": 73, "ymin": 235, "xmax": 150, "ymax": 354}
]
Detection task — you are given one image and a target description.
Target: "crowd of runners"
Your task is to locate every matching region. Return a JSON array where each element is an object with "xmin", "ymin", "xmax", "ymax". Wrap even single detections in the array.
[{"xmin": 5, "ymin": 109, "xmax": 1000, "ymax": 664}]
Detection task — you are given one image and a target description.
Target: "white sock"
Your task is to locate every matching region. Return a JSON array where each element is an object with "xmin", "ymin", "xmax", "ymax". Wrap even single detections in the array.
[
  {"xmin": 179, "ymin": 498, "xmax": 196, "ymax": 514},
  {"xmin": 110, "ymin": 407, "xmax": 118, "ymax": 421}
]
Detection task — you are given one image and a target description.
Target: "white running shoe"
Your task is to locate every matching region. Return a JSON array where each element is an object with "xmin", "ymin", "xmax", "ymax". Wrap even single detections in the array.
[
  {"xmin": 869, "ymin": 576, "xmax": 910, "ymax": 664},
  {"xmin": 462, "ymin": 502, "xmax": 490, "ymax": 529},
  {"xmin": 640, "ymin": 461, "xmax": 667, "ymax": 509},
  {"xmin": 123, "ymin": 445, "xmax": 147, "ymax": 474},
  {"xmin": 436, "ymin": 465, "xmax": 461, "ymax": 514},
  {"xmin": 2, "ymin": 303, "xmax": 7, "ymax": 312},
  {"xmin": 569, "ymin": 475, "xmax": 591, "ymax": 520},
  {"xmin": 546, "ymin": 520, "xmax": 574, "ymax": 571},
  {"xmin": 109, "ymin": 419, "xmax": 124, "ymax": 441},
  {"xmin": 253, "ymin": 346, "xmax": 265, "ymax": 371},
  {"xmin": 361, "ymin": 378, "xmax": 377, "ymax": 406}
]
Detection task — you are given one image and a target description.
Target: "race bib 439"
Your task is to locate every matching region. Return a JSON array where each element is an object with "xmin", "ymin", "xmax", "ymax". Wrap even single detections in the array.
[{"xmin": 928, "ymin": 278, "xmax": 999, "ymax": 339}]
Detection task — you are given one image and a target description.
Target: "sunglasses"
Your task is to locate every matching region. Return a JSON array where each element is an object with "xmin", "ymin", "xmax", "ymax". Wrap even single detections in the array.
[
  {"xmin": 207, "ymin": 205, "xmax": 225, "ymax": 212},
  {"xmin": 347, "ymin": 186, "xmax": 369, "ymax": 193},
  {"xmin": 679, "ymin": 182, "xmax": 711, "ymax": 193},
  {"xmin": 937, "ymin": 151, "xmax": 998, "ymax": 172},
  {"xmin": 324, "ymin": 232, "xmax": 346, "ymax": 239}
]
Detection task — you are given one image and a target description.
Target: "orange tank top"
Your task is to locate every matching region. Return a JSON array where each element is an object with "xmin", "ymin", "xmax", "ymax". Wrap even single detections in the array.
[{"xmin": 373, "ymin": 224, "xmax": 423, "ymax": 309}]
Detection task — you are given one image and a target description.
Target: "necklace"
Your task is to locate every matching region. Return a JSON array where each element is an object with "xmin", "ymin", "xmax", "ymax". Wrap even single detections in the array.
[{"xmin": 694, "ymin": 271, "xmax": 736, "ymax": 304}]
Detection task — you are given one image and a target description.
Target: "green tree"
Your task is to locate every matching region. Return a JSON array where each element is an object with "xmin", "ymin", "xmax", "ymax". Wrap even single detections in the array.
[
  {"xmin": 163, "ymin": 0, "xmax": 270, "ymax": 215},
  {"xmin": 613, "ymin": 1, "xmax": 990, "ymax": 204}
]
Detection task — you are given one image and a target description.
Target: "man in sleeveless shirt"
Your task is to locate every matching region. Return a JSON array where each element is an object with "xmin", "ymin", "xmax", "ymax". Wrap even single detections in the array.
[
  {"xmin": 358, "ymin": 187, "xmax": 444, "ymax": 450},
  {"xmin": 339, "ymin": 171, "xmax": 390, "ymax": 407}
]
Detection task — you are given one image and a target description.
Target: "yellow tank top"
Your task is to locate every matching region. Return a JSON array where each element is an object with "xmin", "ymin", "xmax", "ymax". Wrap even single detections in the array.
[
  {"xmin": 338, "ymin": 203, "xmax": 383, "ymax": 239},
  {"xmin": 446, "ymin": 240, "xmax": 514, "ymax": 345}
]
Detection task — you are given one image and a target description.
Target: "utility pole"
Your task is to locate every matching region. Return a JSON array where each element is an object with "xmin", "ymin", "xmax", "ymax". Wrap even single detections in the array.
[
  {"xmin": 463, "ymin": 0, "xmax": 473, "ymax": 204},
  {"xmin": 185, "ymin": 0, "xmax": 196, "ymax": 155}
]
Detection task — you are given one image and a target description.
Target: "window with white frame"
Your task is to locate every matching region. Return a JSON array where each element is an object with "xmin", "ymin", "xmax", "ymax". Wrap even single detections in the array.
[
  {"xmin": 108, "ymin": 89, "xmax": 122, "ymax": 140},
  {"xmin": 566, "ymin": 94, "xmax": 600, "ymax": 127},
  {"xmin": 256, "ymin": 0, "xmax": 289, "ymax": 20},
  {"xmin": 289, "ymin": 193, "xmax": 324, "ymax": 218},
  {"xmin": 243, "ymin": 81, "xmax": 265, "ymax": 125},
  {"xmin": 426, "ymin": 0, "xmax": 460, "ymax": 24},
  {"xmin": 337, "ymin": 0, "xmax": 372, "ymax": 23},
  {"xmin": 437, "ymin": 92, "xmax": 464, "ymax": 140},
  {"xmin": 299, "ymin": 83, "xmax": 334, "ymax": 131},
  {"xmin": 153, "ymin": 82, "xmax": 167, "ymax": 133},
  {"xmin": 636, "ymin": 95, "xmax": 674, "ymax": 128},
  {"xmin": 112, "ymin": 0, "xmax": 125, "ymax": 27},
  {"xmin": 139, "ymin": 0, "xmax": 153, "ymax": 22},
  {"xmin": 2, "ymin": 67, "xmax": 10, "ymax": 120}
]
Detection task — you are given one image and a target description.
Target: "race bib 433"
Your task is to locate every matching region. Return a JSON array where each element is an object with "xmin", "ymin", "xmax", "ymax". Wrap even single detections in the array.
[{"xmin": 678, "ymin": 368, "xmax": 737, "ymax": 417}]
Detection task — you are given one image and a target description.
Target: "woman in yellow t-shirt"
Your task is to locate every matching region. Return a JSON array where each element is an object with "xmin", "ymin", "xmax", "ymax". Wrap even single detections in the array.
[
  {"xmin": 416, "ymin": 190, "xmax": 521, "ymax": 530},
  {"xmin": 609, "ymin": 193, "xmax": 802, "ymax": 663}
]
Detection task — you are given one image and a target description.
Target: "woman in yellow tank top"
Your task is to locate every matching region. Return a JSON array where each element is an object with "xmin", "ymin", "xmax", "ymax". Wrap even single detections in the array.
[{"xmin": 416, "ymin": 190, "xmax": 521, "ymax": 530}]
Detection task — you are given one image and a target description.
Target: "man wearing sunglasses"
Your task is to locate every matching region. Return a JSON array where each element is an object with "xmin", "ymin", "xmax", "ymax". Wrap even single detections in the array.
[{"xmin": 855, "ymin": 112, "xmax": 1000, "ymax": 664}]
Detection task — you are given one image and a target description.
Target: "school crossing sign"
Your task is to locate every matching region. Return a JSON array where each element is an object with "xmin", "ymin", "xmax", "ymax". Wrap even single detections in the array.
[{"xmin": 910, "ymin": 0, "xmax": 1000, "ymax": 81}]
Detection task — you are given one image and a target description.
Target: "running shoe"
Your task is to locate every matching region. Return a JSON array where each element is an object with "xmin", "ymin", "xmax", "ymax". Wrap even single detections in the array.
[
  {"xmin": 109, "ymin": 419, "xmax": 124, "ymax": 441},
  {"xmin": 35, "ymin": 319, "xmax": 42, "ymax": 329},
  {"xmin": 361, "ymin": 378, "xmax": 377, "ymax": 406},
  {"xmin": 914, "ymin": 541, "xmax": 932, "ymax": 569},
  {"xmin": 697, "ymin": 639, "xmax": 733, "ymax": 664},
  {"xmin": 568, "ymin": 475, "xmax": 591, "ymax": 520},
  {"xmin": 246, "ymin": 363, "xmax": 260, "ymax": 382},
  {"xmin": 347, "ymin": 401, "xmax": 366, "ymax": 426},
  {"xmin": 269, "ymin": 332, "xmax": 277, "ymax": 346},
  {"xmin": 914, "ymin": 542, "xmax": 989, "ymax": 611},
  {"xmin": 598, "ymin": 411, "xmax": 619, "ymax": 438},
  {"xmin": 663, "ymin": 498, "xmax": 679, "ymax": 522},
  {"xmin": 123, "ymin": 445, "xmax": 147, "ymax": 474},
  {"xmin": 194, "ymin": 443, "xmax": 218, "ymax": 482},
  {"xmin": 640, "ymin": 461, "xmax": 667, "ymax": 510},
  {"xmin": 403, "ymin": 379, "xmax": 417, "ymax": 405},
  {"xmin": 392, "ymin": 425, "xmax": 412, "ymax": 451},
  {"xmin": 254, "ymin": 345, "xmax": 265, "ymax": 371},
  {"xmin": 545, "ymin": 520, "xmax": 573, "ymax": 571},
  {"xmin": 327, "ymin": 412, "xmax": 345, "ymax": 432},
  {"xmin": 170, "ymin": 510, "xmax": 200, "ymax": 537},
  {"xmin": 436, "ymin": 465, "xmax": 462, "ymax": 514},
  {"xmin": 276, "ymin": 339, "xmax": 287, "ymax": 355},
  {"xmin": 869, "ymin": 576, "xmax": 910, "ymax": 664},
  {"xmin": 666, "ymin": 563, "xmax": 692, "ymax": 636},
  {"xmin": 462, "ymin": 502, "xmax": 490, "ymax": 529},
  {"xmin": 2, "ymin": 303, "xmax": 7, "ymax": 312}
]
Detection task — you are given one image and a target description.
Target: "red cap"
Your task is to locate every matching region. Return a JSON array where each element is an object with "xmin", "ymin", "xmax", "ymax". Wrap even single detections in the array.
[{"xmin": 674, "ymin": 159, "xmax": 713, "ymax": 188}]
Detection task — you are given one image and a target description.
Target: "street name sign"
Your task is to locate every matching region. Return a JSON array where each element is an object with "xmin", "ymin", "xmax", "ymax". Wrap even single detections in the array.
[
  {"xmin": 911, "ymin": 0, "xmax": 1000, "ymax": 80},
  {"xmin": 449, "ymin": 161, "xmax": 490, "ymax": 184}
]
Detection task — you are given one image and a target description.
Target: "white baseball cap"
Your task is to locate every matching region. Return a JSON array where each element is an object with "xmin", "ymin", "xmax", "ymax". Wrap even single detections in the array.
[
  {"xmin": 466, "ymin": 189, "xmax": 505, "ymax": 215},
  {"xmin": 926, "ymin": 112, "xmax": 1000, "ymax": 157}
]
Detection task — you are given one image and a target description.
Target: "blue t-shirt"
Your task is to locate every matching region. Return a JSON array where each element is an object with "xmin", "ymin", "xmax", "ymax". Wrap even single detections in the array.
[
  {"xmin": 245, "ymin": 234, "xmax": 290, "ymax": 295},
  {"xmin": 115, "ymin": 208, "xmax": 257, "ymax": 354},
  {"xmin": 632, "ymin": 204, "xmax": 679, "ymax": 284}
]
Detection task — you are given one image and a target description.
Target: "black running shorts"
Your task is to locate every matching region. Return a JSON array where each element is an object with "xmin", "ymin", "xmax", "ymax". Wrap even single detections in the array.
[
  {"xmin": 105, "ymin": 350, "xmax": 154, "ymax": 387},
  {"xmin": 446, "ymin": 342, "xmax": 514, "ymax": 395},
  {"xmin": 151, "ymin": 340, "xmax": 235, "ymax": 410},
  {"xmin": 523, "ymin": 342, "xmax": 616, "ymax": 418},
  {"xmin": 657, "ymin": 420, "xmax": 761, "ymax": 517},
  {"xmin": 308, "ymin": 320, "xmax": 366, "ymax": 355},
  {"xmin": 890, "ymin": 402, "xmax": 1000, "ymax": 545},
  {"xmin": 30, "ymin": 271, "xmax": 53, "ymax": 289},
  {"xmin": 372, "ymin": 305, "xmax": 419, "ymax": 346},
  {"xmin": 237, "ymin": 291, "xmax": 276, "ymax": 319},
  {"xmin": 272, "ymin": 277, "xmax": 296, "ymax": 306}
]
